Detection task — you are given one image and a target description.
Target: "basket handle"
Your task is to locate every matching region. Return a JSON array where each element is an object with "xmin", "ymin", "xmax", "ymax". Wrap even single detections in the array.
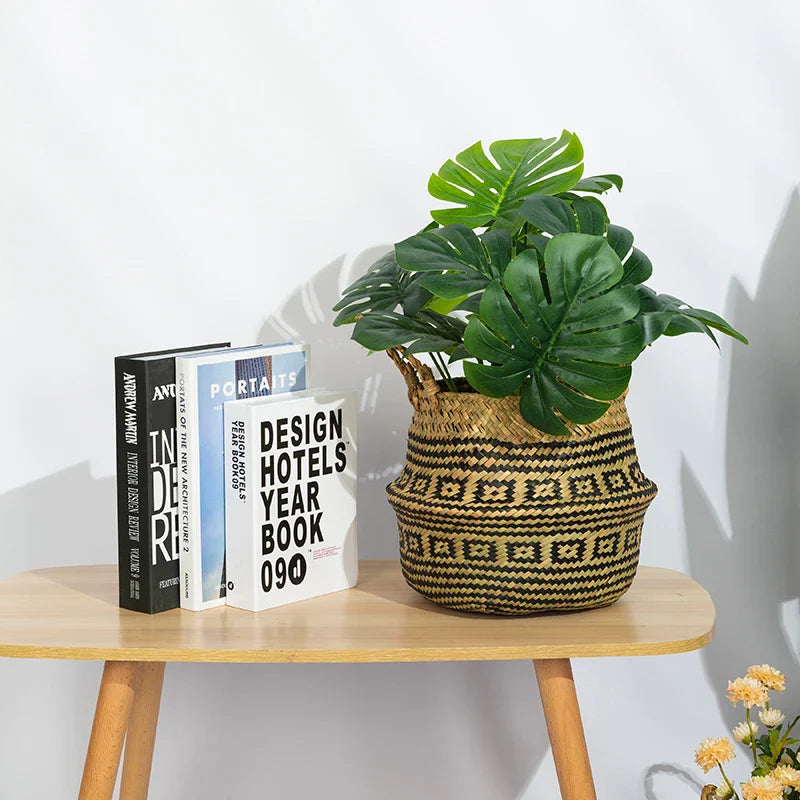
[{"xmin": 386, "ymin": 347, "xmax": 440, "ymax": 409}]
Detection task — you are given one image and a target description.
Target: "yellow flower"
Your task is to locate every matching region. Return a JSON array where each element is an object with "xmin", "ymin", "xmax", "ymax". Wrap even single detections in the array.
[
  {"xmin": 759, "ymin": 708, "xmax": 785, "ymax": 728},
  {"xmin": 771, "ymin": 765, "xmax": 800, "ymax": 788},
  {"xmin": 747, "ymin": 664, "xmax": 786, "ymax": 692},
  {"xmin": 733, "ymin": 720, "xmax": 759, "ymax": 744},
  {"xmin": 740, "ymin": 775, "xmax": 783, "ymax": 800},
  {"xmin": 727, "ymin": 677, "xmax": 769, "ymax": 709},
  {"xmin": 695, "ymin": 737, "xmax": 736, "ymax": 773}
]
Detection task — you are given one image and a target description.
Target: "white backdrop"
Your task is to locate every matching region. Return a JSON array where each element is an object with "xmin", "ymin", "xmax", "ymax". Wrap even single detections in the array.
[{"xmin": 1, "ymin": 1, "xmax": 799, "ymax": 797}]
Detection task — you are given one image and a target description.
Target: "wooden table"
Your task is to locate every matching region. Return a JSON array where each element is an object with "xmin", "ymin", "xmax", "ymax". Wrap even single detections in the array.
[{"xmin": 0, "ymin": 560, "xmax": 714, "ymax": 800}]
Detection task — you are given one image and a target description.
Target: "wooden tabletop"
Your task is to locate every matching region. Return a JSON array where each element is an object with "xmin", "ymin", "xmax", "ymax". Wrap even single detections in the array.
[{"xmin": 0, "ymin": 561, "xmax": 714, "ymax": 663}]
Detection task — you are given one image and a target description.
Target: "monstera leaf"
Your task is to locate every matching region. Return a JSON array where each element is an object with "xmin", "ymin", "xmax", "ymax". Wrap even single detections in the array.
[
  {"xmin": 395, "ymin": 224, "xmax": 512, "ymax": 300},
  {"xmin": 605, "ymin": 225, "xmax": 653, "ymax": 285},
  {"xmin": 521, "ymin": 199, "xmax": 651, "ymax": 284},
  {"xmin": 572, "ymin": 174, "xmax": 623, "ymax": 193},
  {"xmin": 463, "ymin": 233, "xmax": 643, "ymax": 435},
  {"xmin": 519, "ymin": 195, "xmax": 609, "ymax": 237},
  {"xmin": 635, "ymin": 286, "xmax": 748, "ymax": 347},
  {"xmin": 428, "ymin": 131, "xmax": 585, "ymax": 227},
  {"xmin": 351, "ymin": 308, "xmax": 466, "ymax": 355},
  {"xmin": 332, "ymin": 251, "xmax": 431, "ymax": 326}
]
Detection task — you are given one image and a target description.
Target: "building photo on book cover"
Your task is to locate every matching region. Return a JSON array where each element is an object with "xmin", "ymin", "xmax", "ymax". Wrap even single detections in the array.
[{"xmin": 177, "ymin": 343, "xmax": 310, "ymax": 610}]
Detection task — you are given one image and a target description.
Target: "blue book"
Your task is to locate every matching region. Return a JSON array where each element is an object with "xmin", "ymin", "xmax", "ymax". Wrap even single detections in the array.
[{"xmin": 176, "ymin": 343, "xmax": 309, "ymax": 610}]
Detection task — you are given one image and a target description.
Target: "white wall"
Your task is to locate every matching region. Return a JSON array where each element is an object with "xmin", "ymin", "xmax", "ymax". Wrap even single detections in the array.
[{"xmin": 1, "ymin": 1, "xmax": 798, "ymax": 797}]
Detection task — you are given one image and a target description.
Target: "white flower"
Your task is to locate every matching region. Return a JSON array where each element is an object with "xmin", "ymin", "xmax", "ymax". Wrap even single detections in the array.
[
  {"xmin": 733, "ymin": 720, "xmax": 759, "ymax": 744},
  {"xmin": 715, "ymin": 777, "xmax": 735, "ymax": 799},
  {"xmin": 759, "ymin": 708, "xmax": 785, "ymax": 728}
]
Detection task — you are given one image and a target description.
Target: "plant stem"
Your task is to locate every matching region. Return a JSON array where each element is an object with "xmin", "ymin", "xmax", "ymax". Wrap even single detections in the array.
[
  {"xmin": 431, "ymin": 352, "xmax": 458, "ymax": 393},
  {"xmin": 717, "ymin": 762, "xmax": 738, "ymax": 799},
  {"xmin": 437, "ymin": 352, "xmax": 455, "ymax": 386},
  {"xmin": 772, "ymin": 715, "xmax": 800, "ymax": 765},
  {"xmin": 747, "ymin": 708, "xmax": 758, "ymax": 767}
]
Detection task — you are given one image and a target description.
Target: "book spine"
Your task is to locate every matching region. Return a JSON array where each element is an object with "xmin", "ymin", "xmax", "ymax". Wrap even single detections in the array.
[
  {"xmin": 144, "ymin": 359, "xmax": 182, "ymax": 612},
  {"xmin": 177, "ymin": 360, "xmax": 202, "ymax": 610},
  {"xmin": 224, "ymin": 405, "xmax": 257, "ymax": 610},
  {"xmin": 114, "ymin": 358, "xmax": 151, "ymax": 612}
]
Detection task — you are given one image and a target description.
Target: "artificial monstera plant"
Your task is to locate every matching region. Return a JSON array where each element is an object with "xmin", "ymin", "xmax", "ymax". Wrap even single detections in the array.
[{"xmin": 333, "ymin": 131, "xmax": 747, "ymax": 435}]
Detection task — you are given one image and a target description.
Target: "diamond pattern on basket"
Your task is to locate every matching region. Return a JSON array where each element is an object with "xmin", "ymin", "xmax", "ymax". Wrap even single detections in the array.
[
  {"xmin": 463, "ymin": 540, "xmax": 498, "ymax": 562},
  {"xmin": 430, "ymin": 536, "xmax": 457, "ymax": 559},
  {"xmin": 592, "ymin": 532, "xmax": 621, "ymax": 560},
  {"xmin": 506, "ymin": 541, "xmax": 543, "ymax": 564},
  {"xmin": 568, "ymin": 475, "xmax": 601, "ymax": 499},
  {"xmin": 434, "ymin": 476, "xmax": 467, "ymax": 502},
  {"xmin": 476, "ymin": 479, "xmax": 515, "ymax": 503},
  {"xmin": 603, "ymin": 469, "xmax": 632, "ymax": 493},
  {"xmin": 524, "ymin": 478, "xmax": 562, "ymax": 502},
  {"xmin": 551, "ymin": 540, "xmax": 586, "ymax": 564}
]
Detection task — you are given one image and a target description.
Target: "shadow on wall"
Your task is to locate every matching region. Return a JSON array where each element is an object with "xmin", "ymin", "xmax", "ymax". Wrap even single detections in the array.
[
  {"xmin": 642, "ymin": 190, "xmax": 800, "ymax": 799},
  {"xmin": 0, "ymin": 464, "xmax": 116, "ymax": 573},
  {"xmin": 644, "ymin": 763, "xmax": 705, "ymax": 799},
  {"xmin": 682, "ymin": 189, "xmax": 800, "ymax": 740},
  {"xmin": 257, "ymin": 247, "xmax": 409, "ymax": 559}
]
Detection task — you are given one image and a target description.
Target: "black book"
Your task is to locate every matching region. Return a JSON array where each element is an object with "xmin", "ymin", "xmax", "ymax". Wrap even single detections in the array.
[{"xmin": 114, "ymin": 343, "xmax": 229, "ymax": 613}]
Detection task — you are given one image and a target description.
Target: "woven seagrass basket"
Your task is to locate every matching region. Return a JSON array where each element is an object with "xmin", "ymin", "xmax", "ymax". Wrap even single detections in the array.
[{"xmin": 385, "ymin": 350, "xmax": 658, "ymax": 615}]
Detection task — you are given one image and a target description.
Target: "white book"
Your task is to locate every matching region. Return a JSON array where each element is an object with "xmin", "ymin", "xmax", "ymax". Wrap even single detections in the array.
[
  {"xmin": 177, "ymin": 343, "xmax": 309, "ymax": 611},
  {"xmin": 223, "ymin": 390, "xmax": 358, "ymax": 612}
]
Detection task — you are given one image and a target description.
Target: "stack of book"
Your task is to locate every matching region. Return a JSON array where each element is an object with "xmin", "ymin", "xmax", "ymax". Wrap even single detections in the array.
[{"xmin": 114, "ymin": 342, "xmax": 358, "ymax": 614}]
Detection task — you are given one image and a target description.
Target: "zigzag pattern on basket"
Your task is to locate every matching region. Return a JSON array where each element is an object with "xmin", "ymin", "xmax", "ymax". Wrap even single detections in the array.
[{"xmin": 386, "ymin": 389, "xmax": 658, "ymax": 615}]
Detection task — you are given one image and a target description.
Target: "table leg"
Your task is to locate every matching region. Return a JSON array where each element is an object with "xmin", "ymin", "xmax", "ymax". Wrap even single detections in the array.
[
  {"xmin": 120, "ymin": 662, "xmax": 166, "ymax": 800},
  {"xmin": 79, "ymin": 661, "xmax": 141, "ymax": 800},
  {"xmin": 534, "ymin": 658, "xmax": 597, "ymax": 800}
]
